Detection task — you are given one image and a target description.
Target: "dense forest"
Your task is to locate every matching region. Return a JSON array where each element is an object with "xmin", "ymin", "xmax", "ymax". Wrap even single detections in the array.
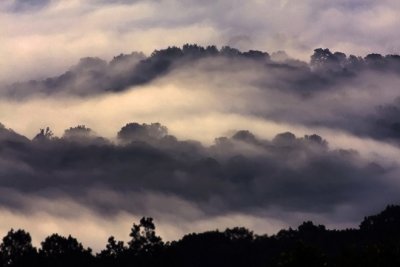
[
  {"xmin": 0, "ymin": 205, "xmax": 399, "ymax": 267},
  {"xmin": 7, "ymin": 44, "xmax": 400, "ymax": 98},
  {"xmin": 0, "ymin": 121, "xmax": 383, "ymax": 219},
  {"xmin": 3, "ymin": 0, "xmax": 400, "ymax": 265},
  {"xmin": 3, "ymin": 45, "xmax": 400, "ymax": 266}
]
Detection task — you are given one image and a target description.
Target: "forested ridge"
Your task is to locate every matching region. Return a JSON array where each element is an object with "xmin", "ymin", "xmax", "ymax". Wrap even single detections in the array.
[
  {"xmin": 0, "ymin": 205, "xmax": 400, "ymax": 267},
  {"xmin": 4, "ymin": 0, "xmax": 400, "ymax": 265},
  {"xmin": 7, "ymin": 44, "xmax": 400, "ymax": 98},
  {"xmin": 3, "ymin": 45, "xmax": 400, "ymax": 266}
]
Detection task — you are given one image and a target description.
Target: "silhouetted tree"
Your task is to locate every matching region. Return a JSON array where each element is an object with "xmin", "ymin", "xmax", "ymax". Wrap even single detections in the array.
[
  {"xmin": 242, "ymin": 50, "xmax": 269, "ymax": 60},
  {"xmin": 224, "ymin": 227, "xmax": 254, "ymax": 241},
  {"xmin": 231, "ymin": 130, "xmax": 258, "ymax": 144},
  {"xmin": 2, "ymin": 206, "xmax": 400, "ymax": 266},
  {"xmin": 117, "ymin": 122, "xmax": 168, "ymax": 143},
  {"xmin": 311, "ymin": 48, "xmax": 344, "ymax": 71},
  {"xmin": 63, "ymin": 125, "xmax": 92, "ymax": 138},
  {"xmin": 205, "ymin": 45, "xmax": 219, "ymax": 56},
  {"xmin": 128, "ymin": 217, "xmax": 163, "ymax": 255},
  {"xmin": 98, "ymin": 236, "xmax": 126, "ymax": 259},
  {"xmin": 0, "ymin": 229, "xmax": 37, "ymax": 267},
  {"xmin": 33, "ymin": 127, "xmax": 53, "ymax": 142},
  {"xmin": 360, "ymin": 205, "xmax": 400, "ymax": 234},
  {"xmin": 303, "ymin": 134, "xmax": 328, "ymax": 148},
  {"xmin": 182, "ymin": 44, "xmax": 206, "ymax": 58},
  {"xmin": 40, "ymin": 233, "xmax": 93, "ymax": 267},
  {"xmin": 365, "ymin": 53, "xmax": 385, "ymax": 69},
  {"xmin": 62, "ymin": 125, "xmax": 110, "ymax": 145},
  {"xmin": 347, "ymin": 54, "xmax": 364, "ymax": 70},
  {"xmin": 272, "ymin": 132, "xmax": 297, "ymax": 146},
  {"xmin": 220, "ymin": 46, "xmax": 241, "ymax": 57},
  {"xmin": 311, "ymin": 48, "xmax": 334, "ymax": 67}
]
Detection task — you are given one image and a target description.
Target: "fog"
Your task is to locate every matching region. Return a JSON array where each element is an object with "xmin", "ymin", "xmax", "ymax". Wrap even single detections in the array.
[{"xmin": 2, "ymin": 0, "xmax": 400, "ymax": 251}]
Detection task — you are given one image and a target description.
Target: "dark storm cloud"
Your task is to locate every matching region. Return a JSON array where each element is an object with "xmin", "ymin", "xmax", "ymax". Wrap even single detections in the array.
[
  {"xmin": 313, "ymin": 98, "xmax": 400, "ymax": 144},
  {"xmin": 0, "ymin": 121, "xmax": 395, "ymax": 222}
]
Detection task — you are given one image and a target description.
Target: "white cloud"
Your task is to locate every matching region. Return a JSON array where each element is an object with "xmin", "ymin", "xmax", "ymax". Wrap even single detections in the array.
[{"xmin": 2, "ymin": 0, "xmax": 400, "ymax": 83}]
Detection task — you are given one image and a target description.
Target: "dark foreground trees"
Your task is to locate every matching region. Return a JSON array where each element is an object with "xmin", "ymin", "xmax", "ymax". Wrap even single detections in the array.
[
  {"xmin": 2, "ymin": 206, "xmax": 400, "ymax": 266},
  {"xmin": 40, "ymin": 234, "xmax": 93, "ymax": 267},
  {"xmin": 0, "ymin": 229, "xmax": 37, "ymax": 267}
]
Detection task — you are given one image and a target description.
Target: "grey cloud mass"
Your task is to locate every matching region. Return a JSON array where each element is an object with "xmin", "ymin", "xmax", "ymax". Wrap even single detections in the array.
[
  {"xmin": 0, "ymin": 122, "xmax": 394, "ymax": 223},
  {"xmin": 5, "ymin": 45, "xmax": 400, "ymax": 144}
]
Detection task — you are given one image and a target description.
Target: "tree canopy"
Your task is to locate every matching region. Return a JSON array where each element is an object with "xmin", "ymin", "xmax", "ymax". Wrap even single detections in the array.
[{"xmin": 0, "ymin": 207, "xmax": 399, "ymax": 266}]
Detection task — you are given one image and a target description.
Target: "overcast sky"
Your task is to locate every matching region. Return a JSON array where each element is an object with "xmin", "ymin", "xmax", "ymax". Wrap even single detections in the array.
[
  {"xmin": 1, "ymin": 0, "xmax": 400, "ymax": 251},
  {"xmin": 2, "ymin": 0, "xmax": 400, "ymax": 82}
]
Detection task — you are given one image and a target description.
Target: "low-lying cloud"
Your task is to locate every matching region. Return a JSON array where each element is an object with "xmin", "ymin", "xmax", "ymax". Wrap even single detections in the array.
[
  {"xmin": 0, "ymin": 118, "xmax": 398, "ymax": 250},
  {"xmin": 2, "ymin": 44, "xmax": 400, "ymax": 249}
]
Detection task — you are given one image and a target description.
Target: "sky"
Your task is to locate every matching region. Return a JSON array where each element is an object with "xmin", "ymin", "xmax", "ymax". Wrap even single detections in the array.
[
  {"xmin": 2, "ymin": 0, "xmax": 400, "ymax": 251},
  {"xmin": 2, "ymin": 0, "xmax": 400, "ymax": 83}
]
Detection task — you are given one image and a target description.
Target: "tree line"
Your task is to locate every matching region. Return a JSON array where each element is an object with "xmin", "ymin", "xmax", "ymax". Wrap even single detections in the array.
[
  {"xmin": 8, "ymin": 43, "xmax": 400, "ymax": 98},
  {"xmin": 2, "ymin": 205, "xmax": 400, "ymax": 266}
]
